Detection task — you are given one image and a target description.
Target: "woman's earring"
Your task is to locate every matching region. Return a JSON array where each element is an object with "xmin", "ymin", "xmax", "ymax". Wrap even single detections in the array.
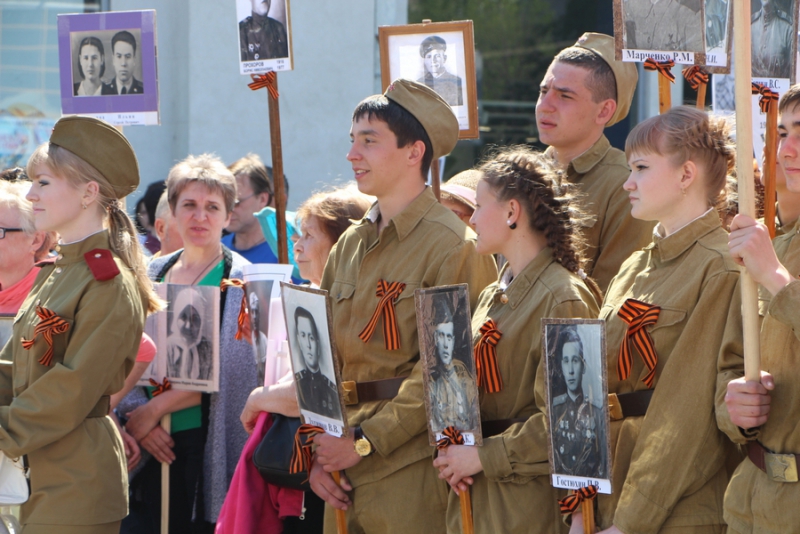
[
  {"xmin": 82, "ymin": 203, "xmax": 87, "ymax": 210},
  {"xmin": 507, "ymin": 221, "xmax": 517, "ymax": 230}
]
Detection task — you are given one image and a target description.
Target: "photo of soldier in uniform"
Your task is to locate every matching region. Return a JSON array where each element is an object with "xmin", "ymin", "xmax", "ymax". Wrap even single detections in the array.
[
  {"xmin": 69, "ymin": 29, "xmax": 145, "ymax": 97},
  {"xmin": 416, "ymin": 285, "xmax": 481, "ymax": 445},
  {"xmin": 281, "ymin": 283, "xmax": 347, "ymax": 434},
  {"xmin": 751, "ymin": 0, "xmax": 797, "ymax": 79},
  {"xmin": 705, "ymin": 0, "xmax": 730, "ymax": 52},
  {"xmin": 165, "ymin": 285, "xmax": 216, "ymax": 381},
  {"xmin": 622, "ymin": 0, "xmax": 705, "ymax": 53},
  {"xmin": 544, "ymin": 320, "xmax": 611, "ymax": 491},
  {"xmin": 101, "ymin": 30, "xmax": 144, "ymax": 95},
  {"xmin": 247, "ymin": 279, "xmax": 274, "ymax": 387},
  {"xmin": 417, "ymin": 35, "xmax": 464, "ymax": 106}
]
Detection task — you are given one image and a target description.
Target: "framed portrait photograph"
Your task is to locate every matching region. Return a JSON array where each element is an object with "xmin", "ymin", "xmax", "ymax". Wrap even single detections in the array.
[
  {"xmin": 280, "ymin": 283, "xmax": 348, "ymax": 437},
  {"xmin": 235, "ymin": 0, "xmax": 293, "ymax": 75},
  {"xmin": 57, "ymin": 10, "xmax": 159, "ymax": 126},
  {"xmin": 415, "ymin": 285, "xmax": 481, "ymax": 446},
  {"xmin": 138, "ymin": 284, "xmax": 221, "ymax": 392},
  {"xmin": 379, "ymin": 20, "xmax": 479, "ymax": 138},
  {"xmin": 705, "ymin": 0, "xmax": 733, "ymax": 68},
  {"xmin": 751, "ymin": 0, "xmax": 799, "ymax": 83},
  {"xmin": 614, "ymin": 0, "xmax": 711, "ymax": 66},
  {"xmin": 542, "ymin": 319, "xmax": 612, "ymax": 494},
  {"xmin": 0, "ymin": 314, "xmax": 14, "ymax": 351}
]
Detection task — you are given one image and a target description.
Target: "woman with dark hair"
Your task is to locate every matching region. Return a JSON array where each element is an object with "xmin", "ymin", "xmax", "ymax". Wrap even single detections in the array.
[{"xmin": 74, "ymin": 36, "xmax": 105, "ymax": 96}]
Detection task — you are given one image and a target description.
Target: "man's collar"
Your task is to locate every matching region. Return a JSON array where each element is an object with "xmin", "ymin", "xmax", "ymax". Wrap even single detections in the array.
[
  {"xmin": 544, "ymin": 135, "xmax": 612, "ymax": 176},
  {"xmin": 360, "ymin": 188, "xmax": 439, "ymax": 241}
]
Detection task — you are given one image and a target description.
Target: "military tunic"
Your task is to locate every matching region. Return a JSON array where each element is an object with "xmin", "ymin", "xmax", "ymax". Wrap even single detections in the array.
[
  {"xmin": 239, "ymin": 12, "xmax": 289, "ymax": 61},
  {"xmin": 722, "ymin": 218, "xmax": 800, "ymax": 534},
  {"xmin": 551, "ymin": 391, "xmax": 605, "ymax": 479},
  {"xmin": 296, "ymin": 368, "xmax": 341, "ymax": 419},
  {"xmin": 417, "ymin": 71, "xmax": 463, "ymax": 106},
  {"xmin": 100, "ymin": 77, "xmax": 144, "ymax": 95},
  {"xmin": 0, "ymin": 231, "xmax": 144, "ymax": 527},
  {"xmin": 596, "ymin": 209, "xmax": 743, "ymax": 533},
  {"xmin": 430, "ymin": 359, "xmax": 478, "ymax": 432},
  {"xmin": 751, "ymin": 7, "xmax": 793, "ymax": 79},
  {"xmin": 320, "ymin": 188, "xmax": 497, "ymax": 533},
  {"xmin": 547, "ymin": 136, "xmax": 656, "ymax": 293},
  {"xmin": 444, "ymin": 248, "xmax": 599, "ymax": 534}
]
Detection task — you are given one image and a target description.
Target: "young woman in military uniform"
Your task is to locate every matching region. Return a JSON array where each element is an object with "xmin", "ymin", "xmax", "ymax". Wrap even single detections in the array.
[
  {"xmin": 0, "ymin": 116, "xmax": 159, "ymax": 533},
  {"xmin": 432, "ymin": 147, "xmax": 601, "ymax": 534},
  {"xmin": 576, "ymin": 107, "xmax": 743, "ymax": 534}
]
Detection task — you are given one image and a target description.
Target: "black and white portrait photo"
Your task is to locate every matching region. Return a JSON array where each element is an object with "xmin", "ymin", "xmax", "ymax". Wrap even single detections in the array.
[
  {"xmin": 70, "ymin": 29, "xmax": 144, "ymax": 97},
  {"xmin": 751, "ymin": 0, "xmax": 798, "ymax": 80},
  {"xmin": 0, "ymin": 315, "xmax": 13, "ymax": 351},
  {"xmin": 415, "ymin": 285, "xmax": 481, "ymax": 446},
  {"xmin": 281, "ymin": 283, "xmax": 346, "ymax": 436},
  {"xmin": 247, "ymin": 279, "xmax": 274, "ymax": 387},
  {"xmin": 379, "ymin": 21, "xmax": 479, "ymax": 137},
  {"xmin": 166, "ymin": 285, "xmax": 216, "ymax": 381},
  {"xmin": 235, "ymin": 0, "xmax": 293, "ymax": 74},
  {"xmin": 621, "ymin": 0, "xmax": 705, "ymax": 53},
  {"xmin": 544, "ymin": 319, "xmax": 611, "ymax": 493}
]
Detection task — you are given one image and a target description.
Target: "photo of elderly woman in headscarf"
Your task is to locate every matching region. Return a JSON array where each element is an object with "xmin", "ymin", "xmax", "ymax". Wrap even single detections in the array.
[
  {"xmin": 73, "ymin": 36, "xmax": 106, "ymax": 96},
  {"xmin": 166, "ymin": 285, "xmax": 215, "ymax": 381}
]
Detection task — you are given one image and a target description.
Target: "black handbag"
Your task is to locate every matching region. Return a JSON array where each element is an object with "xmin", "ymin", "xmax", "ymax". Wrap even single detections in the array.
[{"xmin": 253, "ymin": 413, "xmax": 310, "ymax": 491}]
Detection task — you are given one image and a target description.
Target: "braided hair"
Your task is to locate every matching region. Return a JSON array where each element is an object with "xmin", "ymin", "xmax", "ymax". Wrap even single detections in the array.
[
  {"xmin": 625, "ymin": 106, "xmax": 735, "ymax": 211},
  {"xmin": 478, "ymin": 146, "xmax": 602, "ymax": 301}
]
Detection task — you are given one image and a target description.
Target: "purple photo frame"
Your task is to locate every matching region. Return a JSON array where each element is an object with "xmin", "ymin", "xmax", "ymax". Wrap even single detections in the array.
[{"xmin": 57, "ymin": 10, "xmax": 159, "ymax": 126}]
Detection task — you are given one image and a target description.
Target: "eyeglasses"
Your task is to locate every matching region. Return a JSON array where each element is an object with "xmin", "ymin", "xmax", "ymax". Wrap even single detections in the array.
[
  {"xmin": 0, "ymin": 228, "xmax": 23, "ymax": 239},
  {"xmin": 234, "ymin": 194, "xmax": 256, "ymax": 207}
]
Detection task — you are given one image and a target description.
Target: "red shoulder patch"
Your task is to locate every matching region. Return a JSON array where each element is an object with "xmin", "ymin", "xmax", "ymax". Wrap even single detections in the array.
[
  {"xmin": 84, "ymin": 249, "xmax": 120, "ymax": 281},
  {"xmin": 34, "ymin": 256, "xmax": 57, "ymax": 267}
]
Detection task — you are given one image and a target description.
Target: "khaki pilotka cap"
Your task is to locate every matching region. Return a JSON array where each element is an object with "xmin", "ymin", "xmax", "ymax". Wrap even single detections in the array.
[
  {"xmin": 49, "ymin": 115, "xmax": 140, "ymax": 198},
  {"xmin": 383, "ymin": 78, "xmax": 459, "ymax": 159},
  {"xmin": 441, "ymin": 169, "xmax": 481, "ymax": 210},
  {"xmin": 572, "ymin": 32, "xmax": 638, "ymax": 127}
]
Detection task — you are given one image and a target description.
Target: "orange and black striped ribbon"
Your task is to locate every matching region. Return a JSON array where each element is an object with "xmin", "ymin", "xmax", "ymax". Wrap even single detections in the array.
[
  {"xmin": 682, "ymin": 66, "xmax": 709, "ymax": 90},
  {"xmin": 21, "ymin": 306, "xmax": 70, "ymax": 366},
  {"xmin": 752, "ymin": 82, "xmax": 779, "ymax": 114},
  {"xmin": 358, "ymin": 280, "xmax": 406, "ymax": 350},
  {"xmin": 221, "ymin": 278, "xmax": 251, "ymax": 343},
  {"xmin": 643, "ymin": 58, "xmax": 676, "ymax": 83},
  {"xmin": 617, "ymin": 299, "xmax": 661, "ymax": 389},
  {"xmin": 248, "ymin": 72, "xmax": 279, "ymax": 100},
  {"xmin": 474, "ymin": 319, "xmax": 503, "ymax": 393},
  {"xmin": 149, "ymin": 377, "xmax": 172, "ymax": 397},
  {"xmin": 558, "ymin": 485, "xmax": 598, "ymax": 515},
  {"xmin": 436, "ymin": 426, "xmax": 465, "ymax": 450},
  {"xmin": 289, "ymin": 424, "xmax": 325, "ymax": 479}
]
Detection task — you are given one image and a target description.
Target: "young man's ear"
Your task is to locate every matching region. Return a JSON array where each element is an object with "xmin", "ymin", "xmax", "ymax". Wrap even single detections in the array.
[
  {"xmin": 596, "ymin": 98, "xmax": 618, "ymax": 126},
  {"xmin": 408, "ymin": 139, "xmax": 426, "ymax": 168}
]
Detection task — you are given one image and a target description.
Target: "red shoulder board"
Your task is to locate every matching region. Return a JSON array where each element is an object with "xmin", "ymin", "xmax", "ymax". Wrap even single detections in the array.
[
  {"xmin": 34, "ymin": 256, "xmax": 57, "ymax": 268},
  {"xmin": 84, "ymin": 249, "xmax": 120, "ymax": 281}
]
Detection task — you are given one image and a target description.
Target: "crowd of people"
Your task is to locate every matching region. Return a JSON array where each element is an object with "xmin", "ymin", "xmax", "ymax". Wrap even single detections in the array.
[{"xmin": 1, "ymin": 28, "xmax": 800, "ymax": 534}]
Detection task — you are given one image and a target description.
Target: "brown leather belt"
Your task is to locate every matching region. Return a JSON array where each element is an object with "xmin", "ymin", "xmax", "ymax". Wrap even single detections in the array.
[
  {"xmin": 608, "ymin": 390, "xmax": 653, "ymax": 421},
  {"xmin": 87, "ymin": 395, "xmax": 110, "ymax": 418},
  {"xmin": 481, "ymin": 418, "xmax": 527, "ymax": 437},
  {"xmin": 747, "ymin": 441, "xmax": 799, "ymax": 483},
  {"xmin": 342, "ymin": 377, "xmax": 406, "ymax": 406}
]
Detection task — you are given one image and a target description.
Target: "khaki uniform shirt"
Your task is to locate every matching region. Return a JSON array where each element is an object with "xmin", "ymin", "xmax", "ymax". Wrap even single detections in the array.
[
  {"xmin": 320, "ymin": 188, "xmax": 497, "ymax": 487},
  {"xmin": 0, "ymin": 231, "xmax": 144, "ymax": 526},
  {"xmin": 548, "ymin": 136, "xmax": 656, "ymax": 293},
  {"xmin": 445, "ymin": 248, "xmax": 598, "ymax": 534},
  {"xmin": 723, "ymin": 218, "xmax": 800, "ymax": 534},
  {"xmin": 597, "ymin": 210, "xmax": 743, "ymax": 533}
]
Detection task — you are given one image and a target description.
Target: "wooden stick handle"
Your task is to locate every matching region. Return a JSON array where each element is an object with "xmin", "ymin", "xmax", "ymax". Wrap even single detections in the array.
[
  {"xmin": 696, "ymin": 83, "xmax": 707, "ymax": 110},
  {"xmin": 431, "ymin": 158, "xmax": 441, "ymax": 202},
  {"xmin": 733, "ymin": 0, "xmax": 761, "ymax": 381},
  {"xmin": 331, "ymin": 471, "xmax": 348, "ymax": 534},
  {"xmin": 581, "ymin": 497, "xmax": 595, "ymax": 534},
  {"xmin": 764, "ymin": 104, "xmax": 778, "ymax": 239},
  {"xmin": 267, "ymin": 74, "xmax": 289, "ymax": 265},
  {"xmin": 658, "ymin": 75, "xmax": 671, "ymax": 114},
  {"xmin": 459, "ymin": 489, "xmax": 474, "ymax": 534},
  {"xmin": 161, "ymin": 413, "xmax": 171, "ymax": 534}
]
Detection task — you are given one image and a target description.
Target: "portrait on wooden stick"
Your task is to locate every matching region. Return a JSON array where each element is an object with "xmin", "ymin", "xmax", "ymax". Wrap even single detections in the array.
[
  {"xmin": 543, "ymin": 319, "xmax": 611, "ymax": 494},
  {"xmin": 415, "ymin": 285, "xmax": 481, "ymax": 446},
  {"xmin": 751, "ymin": 0, "xmax": 798, "ymax": 81},
  {"xmin": 235, "ymin": 0, "xmax": 293, "ymax": 75},
  {"xmin": 281, "ymin": 283, "xmax": 348, "ymax": 437},
  {"xmin": 379, "ymin": 20, "xmax": 479, "ymax": 138}
]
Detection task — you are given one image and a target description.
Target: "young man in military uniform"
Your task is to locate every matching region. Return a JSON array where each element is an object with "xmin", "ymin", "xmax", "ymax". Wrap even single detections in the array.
[
  {"xmin": 308, "ymin": 79, "xmax": 497, "ymax": 533},
  {"xmin": 537, "ymin": 32, "xmax": 654, "ymax": 292},
  {"xmin": 239, "ymin": 0, "xmax": 288, "ymax": 61},
  {"xmin": 724, "ymin": 85, "xmax": 800, "ymax": 534},
  {"xmin": 101, "ymin": 31, "xmax": 144, "ymax": 95},
  {"xmin": 751, "ymin": 0, "xmax": 793, "ymax": 79},
  {"xmin": 417, "ymin": 36, "xmax": 464, "ymax": 107},
  {"xmin": 551, "ymin": 327, "xmax": 604, "ymax": 479},
  {"xmin": 293, "ymin": 306, "xmax": 340, "ymax": 419}
]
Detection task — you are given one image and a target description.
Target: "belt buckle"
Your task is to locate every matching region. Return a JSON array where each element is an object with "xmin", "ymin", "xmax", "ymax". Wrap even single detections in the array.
[
  {"xmin": 608, "ymin": 393, "xmax": 623, "ymax": 421},
  {"xmin": 342, "ymin": 381, "xmax": 358, "ymax": 406},
  {"xmin": 765, "ymin": 452, "xmax": 799, "ymax": 483}
]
